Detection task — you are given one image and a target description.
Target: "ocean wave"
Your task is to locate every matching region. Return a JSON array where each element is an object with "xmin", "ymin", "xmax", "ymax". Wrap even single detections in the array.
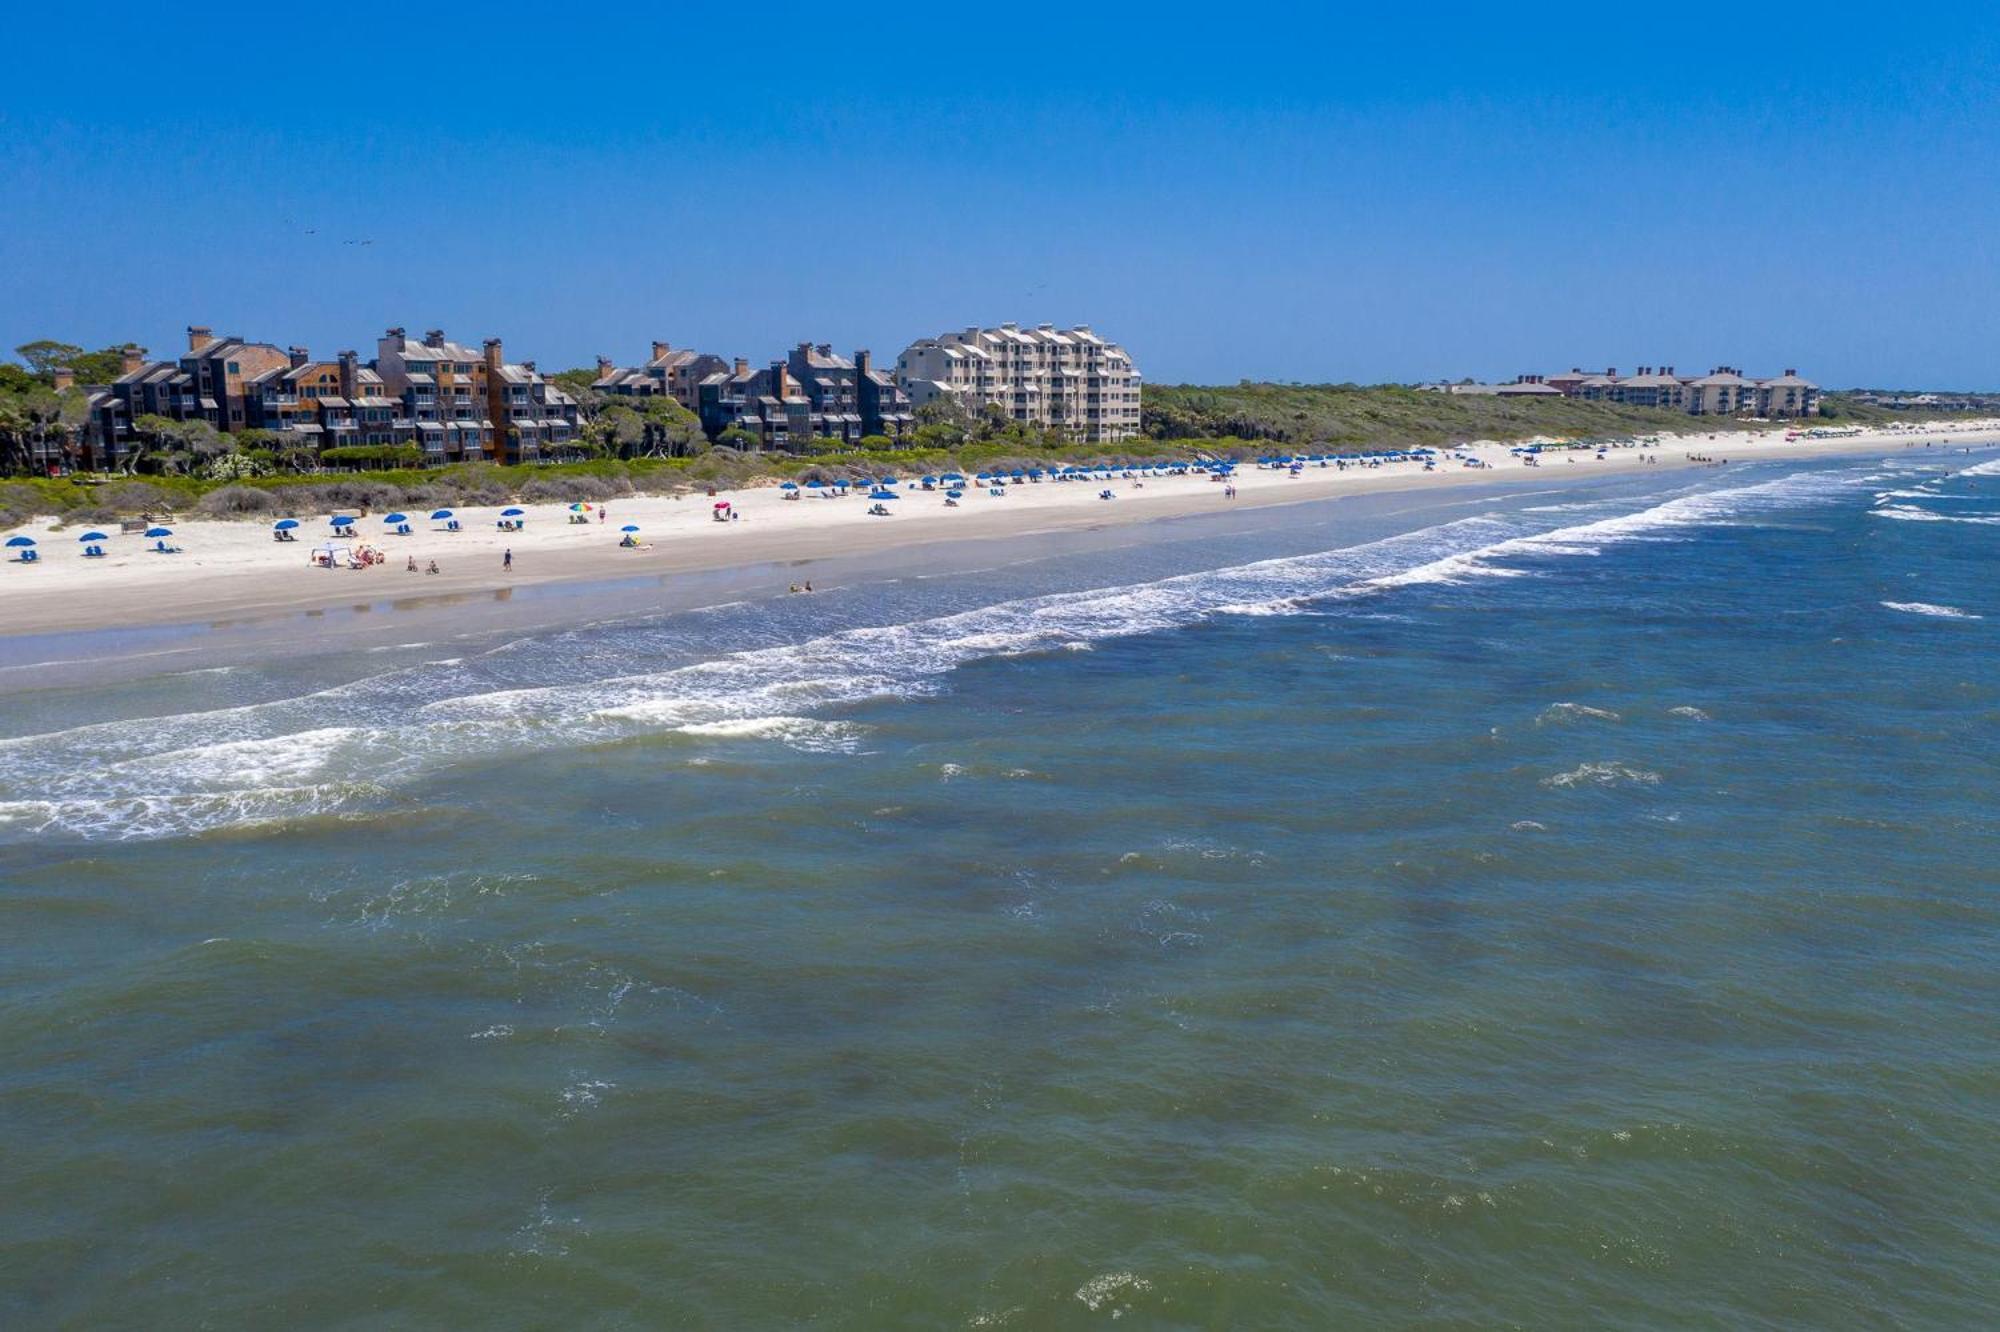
[
  {"xmin": 1541, "ymin": 762, "xmax": 1662, "ymax": 789},
  {"xmin": 667, "ymin": 716, "xmax": 871, "ymax": 753},
  {"xmin": 0, "ymin": 464, "xmax": 1890, "ymax": 843},
  {"xmin": 1870, "ymin": 505, "xmax": 2000, "ymax": 525},
  {"xmin": 1535, "ymin": 702, "xmax": 1622, "ymax": 726},
  {"xmin": 1881, "ymin": 601, "xmax": 1983, "ymax": 620}
]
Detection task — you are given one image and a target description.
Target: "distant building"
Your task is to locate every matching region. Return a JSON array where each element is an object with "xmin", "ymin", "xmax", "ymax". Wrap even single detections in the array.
[
  {"xmin": 895, "ymin": 323, "xmax": 1142, "ymax": 442},
  {"xmin": 1428, "ymin": 363, "xmax": 1818, "ymax": 417}
]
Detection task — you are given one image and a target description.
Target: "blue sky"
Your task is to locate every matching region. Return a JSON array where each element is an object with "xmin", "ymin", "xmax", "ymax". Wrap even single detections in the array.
[{"xmin": 2, "ymin": 2, "xmax": 1996, "ymax": 388}]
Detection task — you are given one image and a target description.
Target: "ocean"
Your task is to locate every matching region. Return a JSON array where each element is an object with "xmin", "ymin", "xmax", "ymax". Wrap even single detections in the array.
[{"xmin": 2, "ymin": 447, "xmax": 1996, "ymax": 1327}]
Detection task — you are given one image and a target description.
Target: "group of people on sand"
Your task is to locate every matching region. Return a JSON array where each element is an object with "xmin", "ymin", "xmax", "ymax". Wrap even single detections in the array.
[{"xmin": 403, "ymin": 555, "xmax": 442, "ymax": 575}]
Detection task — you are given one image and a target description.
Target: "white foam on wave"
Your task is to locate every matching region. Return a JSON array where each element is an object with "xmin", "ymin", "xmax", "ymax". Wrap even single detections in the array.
[
  {"xmin": 666, "ymin": 715, "xmax": 871, "ymax": 753},
  {"xmin": 1881, "ymin": 601, "xmax": 1983, "ymax": 620},
  {"xmin": 1542, "ymin": 762, "xmax": 1662, "ymax": 789},
  {"xmin": 0, "ymin": 462, "xmax": 1893, "ymax": 843},
  {"xmin": 1536, "ymin": 702, "xmax": 1622, "ymax": 726},
  {"xmin": 1872, "ymin": 504, "xmax": 2000, "ymax": 525}
]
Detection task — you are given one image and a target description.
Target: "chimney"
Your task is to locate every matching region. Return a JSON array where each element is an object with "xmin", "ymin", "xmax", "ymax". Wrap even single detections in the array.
[
  {"xmin": 52, "ymin": 366, "xmax": 75, "ymax": 392},
  {"xmin": 288, "ymin": 345, "xmax": 310, "ymax": 369},
  {"xmin": 1784, "ymin": 368, "xmax": 1796, "ymax": 377},
  {"xmin": 426, "ymin": 329, "xmax": 447, "ymax": 348},
  {"xmin": 816, "ymin": 342, "xmax": 832, "ymax": 357},
  {"xmin": 337, "ymin": 350, "xmax": 358, "ymax": 398},
  {"xmin": 1607, "ymin": 367, "xmax": 1616, "ymax": 377},
  {"xmin": 187, "ymin": 324, "xmax": 213, "ymax": 351},
  {"xmin": 855, "ymin": 349, "xmax": 872, "ymax": 377},
  {"xmin": 774, "ymin": 364, "xmax": 791, "ymax": 398},
  {"xmin": 651, "ymin": 340, "xmax": 670, "ymax": 361},
  {"xmin": 483, "ymin": 338, "xmax": 503, "ymax": 369},
  {"xmin": 121, "ymin": 345, "xmax": 147, "ymax": 374},
  {"xmin": 733, "ymin": 357, "xmax": 749, "ymax": 378},
  {"xmin": 522, "ymin": 360, "xmax": 536, "ymax": 373},
  {"xmin": 596, "ymin": 355, "xmax": 615, "ymax": 379}
]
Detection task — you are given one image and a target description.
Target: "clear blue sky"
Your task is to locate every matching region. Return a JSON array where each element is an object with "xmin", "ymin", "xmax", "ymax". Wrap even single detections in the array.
[{"xmin": 3, "ymin": 2, "xmax": 1996, "ymax": 388}]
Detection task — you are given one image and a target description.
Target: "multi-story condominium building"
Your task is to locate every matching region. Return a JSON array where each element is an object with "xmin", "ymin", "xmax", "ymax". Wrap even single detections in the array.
[
  {"xmin": 375, "ymin": 328, "xmax": 496, "ymax": 464},
  {"xmin": 486, "ymin": 339, "xmax": 584, "ymax": 462},
  {"xmin": 375, "ymin": 328, "xmax": 581, "ymax": 464},
  {"xmin": 1756, "ymin": 371, "xmax": 1819, "ymax": 417},
  {"xmin": 592, "ymin": 341, "xmax": 730, "ymax": 412},
  {"xmin": 1610, "ymin": 366, "xmax": 1690, "ymax": 411},
  {"xmin": 894, "ymin": 323, "xmax": 1143, "ymax": 442},
  {"xmin": 693, "ymin": 346, "xmax": 914, "ymax": 448},
  {"xmin": 245, "ymin": 348, "xmax": 403, "ymax": 449},
  {"xmin": 91, "ymin": 327, "xmax": 292, "ymax": 466},
  {"xmin": 1435, "ymin": 364, "xmax": 1818, "ymax": 417},
  {"xmin": 1685, "ymin": 367, "xmax": 1756, "ymax": 416}
]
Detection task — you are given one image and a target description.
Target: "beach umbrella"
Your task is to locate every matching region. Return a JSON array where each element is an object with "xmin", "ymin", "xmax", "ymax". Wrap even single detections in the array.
[
  {"xmin": 274, "ymin": 518, "xmax": 300, "ymax": 530},
  {"xmin": 6, "ymin": 535, "xmax": 36, "ymax": 547},
  {"xmin": 945, "ymin": 489, "xmax": 965, "ymax": 499},
  {"xmin": 429, "ymin": 509, "xmax": 453, "ymax": 520},
  {"xmin": 805, "ymin": 479, "xmax": 823, "ymax": 489},
  {"xmin": 713, "ymin": 501, "xmax": 730, "ymax": 509},
  {"xmin": 868, "ymin": 489, "xmax": 898, "ymax": 500},
  {"xmin": 620, "ymin": 524, "xmax": 640, "ymax": 532},
  {"xmin": 382, "ymin": 513, "xmax": 408, "ymax": 524},
  {"xmin": 145, "ymin": 527, "xmax": 173, "ymax": 538},
  {"xmin": 501, "ymin": 507, "xmax": 525, "ymax": 517},
  {"xmin": 77, "ymin": 531, "xmax": 109, "ymax": 542},
  {"xmin": 779, "ymin": 481, "xmax": 799, "ymax": 490},
  {"xmin": 568, "ymin": 502, "xmax": 589, "ymax": 511},
  {"xmin": 941, "ymin": 473, "xmax": 964, "ymax": 482},
  {"xmin": 331, "ymin": 514, "xmax": 355, "ymax": 524}
]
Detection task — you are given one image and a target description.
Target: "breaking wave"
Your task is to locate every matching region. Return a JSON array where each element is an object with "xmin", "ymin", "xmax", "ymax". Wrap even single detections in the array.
[{"xmin": 1881, "ymin": 601, "xmax": 1983, "ymax": 620}]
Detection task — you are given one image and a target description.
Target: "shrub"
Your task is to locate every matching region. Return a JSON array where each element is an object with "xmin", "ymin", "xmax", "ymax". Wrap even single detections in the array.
[
  {"xmin": 194, "ymin": 485, "xmax": 280, "ymax": 517},
  {"xmin": 98, "ymin": 481, "xmax": 173, "ymax": 514}
]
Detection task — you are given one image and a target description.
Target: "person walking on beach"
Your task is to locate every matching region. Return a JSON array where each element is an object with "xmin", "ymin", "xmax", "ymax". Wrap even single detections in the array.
[{"xmin": 503, "ymin": 548, "xmax": 513, "ymax": 571}]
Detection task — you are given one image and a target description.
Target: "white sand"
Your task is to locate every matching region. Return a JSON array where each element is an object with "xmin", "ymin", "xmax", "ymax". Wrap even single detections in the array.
[{"xmin": 3, "ymin": 420, "xmax": 1995, "ymax": 635}]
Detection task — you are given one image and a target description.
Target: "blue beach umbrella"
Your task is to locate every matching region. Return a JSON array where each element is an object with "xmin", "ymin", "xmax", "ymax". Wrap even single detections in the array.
[
  {"xmin": 331, "ymin": 514, "xmax": 355, "ymax": 525},
  {"xmin": 868, "ymin": 488, "xmax": 898, "ymax": 500},
  {"xmin": 274, "ymin": 518, "xmax": 300, "ymax": 530},
  {"xmin": 805, "ymin": 479, "xmax": 823, "ymax": 489},
  {"xmin": 945, "ymin": 489, "xmax": 965, "ymax": 499},
  {"xmin": 501, "ymin": 507, "xmax": 524, "ymax": 517},
  {"xmin": 6, "ymin": 535, "xmax": 36, "ymax": 547},
  {"xmin": 77, "ymin": 531, "xmax": 109, "ymax": 542},
  {"xmin": 429, "ymin": 509, "xmax": 453, "ymax": 520},
  {"xmin": 779, "ymin": 481, "xmax": 798, "ymax": 490},
  {"xmin": 145, "ymin": 527, "xmax": 173, "ymax": 538},
  {"xmin": 382, "ymin": 512, "xmax": 408, "ymax": 524},
  {"xmin": 620, "ymin": 524, "xmax": 640, "ymax": 532}
]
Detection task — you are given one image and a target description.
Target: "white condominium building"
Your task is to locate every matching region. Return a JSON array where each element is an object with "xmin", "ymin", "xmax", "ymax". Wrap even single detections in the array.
[{"xmin": 895, "ymin": 322, "xmax": 1143, "ymax": 442}]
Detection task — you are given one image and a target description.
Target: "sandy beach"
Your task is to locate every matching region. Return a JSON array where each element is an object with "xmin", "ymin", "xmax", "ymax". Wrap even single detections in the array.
[{"xmin": 3, "ymin": 420, "xmax": 1995, "ymax": 637}]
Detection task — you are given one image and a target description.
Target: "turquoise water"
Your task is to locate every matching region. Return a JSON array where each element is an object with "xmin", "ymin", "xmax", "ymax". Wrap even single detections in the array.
[{"xmin": 3, "ymin": 450, "xmax": 1997, "ymax": 1327}]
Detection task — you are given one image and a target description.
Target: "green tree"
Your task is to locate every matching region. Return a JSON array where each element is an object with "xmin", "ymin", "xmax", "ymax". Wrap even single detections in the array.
[
  {"xmin": 69, "ymin": 347, "xmax": 132, "ymax": 384},
  {"xmin": 642, "ymin": 398, "xmax": 706, "ymax": 457},
  {"xmin": 13, "ymin": 340, "xmax": 84, "ymax": 381}
]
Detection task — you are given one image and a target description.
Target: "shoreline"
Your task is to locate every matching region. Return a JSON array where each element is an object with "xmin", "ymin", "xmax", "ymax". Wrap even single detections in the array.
[{"xmin": 3, "ymin": 421, "xmax": 1995, "ymax": 642}]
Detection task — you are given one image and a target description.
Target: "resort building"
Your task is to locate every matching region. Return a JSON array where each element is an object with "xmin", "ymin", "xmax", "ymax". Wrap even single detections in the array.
[
  {"xmin": 592, "ymin": 342, "xmax": 730, "ymax": 412},
  {"xmin": 693, "ymin": 346, "xmax": 913, "ymax": 448},
  {"xmin": 374, "ymin": 328, "xmax": 582, "ymax": 464},
  {"xmin": 1430, "ymin": 364, "xmax": 1818, "ymax": 417},
  {"xmin": 245, "ymin": 348, "xmax": 403, "ymax": 449},
  {"xmin": 894, "ymin": 323, "xmax": 1143, "ymax": 442},
  {"xmin": 91, "ymin": 327, "xmax": 292, "ymax": 465}
]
